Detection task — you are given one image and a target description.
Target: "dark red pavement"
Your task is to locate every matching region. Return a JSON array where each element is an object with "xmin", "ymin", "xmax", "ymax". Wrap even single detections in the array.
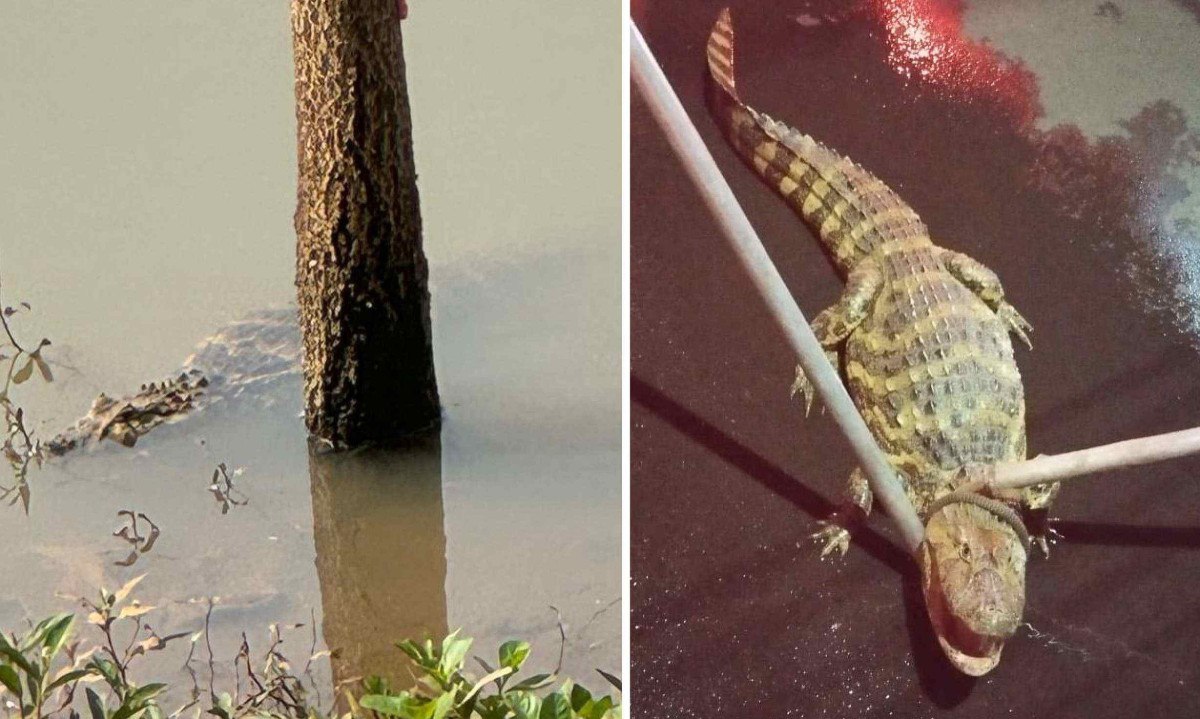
[{"xmin": 631, "ymin": 1, "xmax": 1200, "ymax": 716}]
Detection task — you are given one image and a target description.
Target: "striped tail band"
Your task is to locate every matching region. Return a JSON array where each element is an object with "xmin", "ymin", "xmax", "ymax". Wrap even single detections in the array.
[{"xmin": 706, "ymin": 8, "xmax": 738, "ymax": 100}]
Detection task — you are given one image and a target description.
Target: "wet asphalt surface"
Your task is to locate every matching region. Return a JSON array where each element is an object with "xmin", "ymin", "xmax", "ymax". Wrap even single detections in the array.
[{"xmin": 631, "ymin": 1, "xmax": 1200, "ymax": 716}]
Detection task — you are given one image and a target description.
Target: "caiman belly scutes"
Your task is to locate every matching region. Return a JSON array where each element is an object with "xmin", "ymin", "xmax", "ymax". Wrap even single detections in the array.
[{"xmin": 844, "ymin": 248, "xmax": 1025, "ymax": 498}]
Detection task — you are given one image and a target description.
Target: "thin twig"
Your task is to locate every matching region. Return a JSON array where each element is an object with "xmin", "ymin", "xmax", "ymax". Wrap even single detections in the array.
[
  {"xmin": 548, "ymin": 606, "xmax": 567, "ymax": 676},
  {"xmin": 204, "ymin": 600, "xmax": 217, "ymax": 702}
]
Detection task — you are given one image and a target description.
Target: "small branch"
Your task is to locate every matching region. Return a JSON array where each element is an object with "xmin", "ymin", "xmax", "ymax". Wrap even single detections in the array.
[
  {"xmin": 102, "ymin": 622, "xmax": 129, "ymax": 686},
  {"xmin": 984, "ymin": 426, "xmax": 1200, "ymax": 490},
  {"xmin": 0, "ymin": 289, "xmax": 26, "ymax": 354},
  {"xmin": 204, "ymin": 600, "xmax": 217, "ymax": 703},
  {"xmin": 548, "ymin": 606, "xmax": 567, "ymax": 676}
]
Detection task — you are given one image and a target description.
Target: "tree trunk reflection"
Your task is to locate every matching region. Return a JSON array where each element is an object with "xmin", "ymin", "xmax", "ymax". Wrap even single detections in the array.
[{"xmin": 308, "ymin": 435, "xmax": 447, "ymax": 693}]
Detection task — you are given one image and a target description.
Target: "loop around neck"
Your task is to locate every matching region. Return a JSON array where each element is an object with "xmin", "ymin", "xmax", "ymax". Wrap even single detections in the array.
[{"xmin": 924, "ymin": 490, "xmax": 1031, "ymax": 554}]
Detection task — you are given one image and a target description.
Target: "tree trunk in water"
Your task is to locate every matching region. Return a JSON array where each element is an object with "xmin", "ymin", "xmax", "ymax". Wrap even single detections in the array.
[{"xmin": 290, "ymin": 0, "xmax": 440, "ymax": 448}]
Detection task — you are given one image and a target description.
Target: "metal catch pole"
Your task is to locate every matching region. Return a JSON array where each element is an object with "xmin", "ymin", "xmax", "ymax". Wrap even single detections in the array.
[{"xmin": 630, "ymin": 21, "xmax": 926, "ymax": 554}]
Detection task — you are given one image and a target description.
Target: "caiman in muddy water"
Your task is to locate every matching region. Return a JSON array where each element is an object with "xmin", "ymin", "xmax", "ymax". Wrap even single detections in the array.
[
  {"xmin": 705, "ymin": 8, "xmax": 1058, "ymax": 675},
  {"xmin": 46, "ymin": 308, "xmax": 301, "ymax": 457}
]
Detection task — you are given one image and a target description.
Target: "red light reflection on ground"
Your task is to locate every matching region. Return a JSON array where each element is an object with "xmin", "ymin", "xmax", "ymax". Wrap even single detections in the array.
[{"xmin": 872, "ymin": 0, "xmax": 1041, "ymax": 128}]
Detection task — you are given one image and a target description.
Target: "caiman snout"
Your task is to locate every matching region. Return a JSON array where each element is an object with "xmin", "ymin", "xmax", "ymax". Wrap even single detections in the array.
[{"xmin": 963, "ymin": 568, "xmax": 1022, "ymax": 637}]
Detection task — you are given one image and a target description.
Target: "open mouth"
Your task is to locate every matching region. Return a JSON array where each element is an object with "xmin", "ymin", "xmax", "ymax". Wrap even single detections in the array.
[
  {"xmin": 932, "ymin": 613, "xmax": 1005, "ymax": 676},
  {"xmin": 921, "ymin": 546, "xmax": 1008, "ymax": 676}
]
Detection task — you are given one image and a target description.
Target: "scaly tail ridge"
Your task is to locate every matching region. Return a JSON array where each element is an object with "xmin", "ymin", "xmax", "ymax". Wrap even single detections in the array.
[{"xmin": 705, "ymin": 9, "xmax": 929, "ymax": 273}]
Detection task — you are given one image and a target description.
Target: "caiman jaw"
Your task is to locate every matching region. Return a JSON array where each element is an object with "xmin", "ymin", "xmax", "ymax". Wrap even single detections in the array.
[
  {"xmin": 920, "ymin": 541, "xmax": 1013, "ymax": 676},
  {"xmin": 937, "ymin": 635, "xmax": 1003, "ymax": 677},
  {"xmin": 930, "ymin": 609, "xmax": 1006, "ymax": 676}
]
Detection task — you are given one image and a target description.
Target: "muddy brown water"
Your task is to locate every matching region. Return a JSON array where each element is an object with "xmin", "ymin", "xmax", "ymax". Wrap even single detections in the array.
[
  {"xmin": 633, "ymin": 0, "xmax": 1200, "ymax": 716},
  {"xmin": 0, "ymin": 0, "xmax": 620, "ymax": 709}
]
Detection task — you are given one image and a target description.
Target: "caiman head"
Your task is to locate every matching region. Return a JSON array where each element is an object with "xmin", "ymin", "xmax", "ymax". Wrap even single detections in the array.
[{"xmin": 918, "ymin": 497, "xmax": 1029, "ymax": 676}]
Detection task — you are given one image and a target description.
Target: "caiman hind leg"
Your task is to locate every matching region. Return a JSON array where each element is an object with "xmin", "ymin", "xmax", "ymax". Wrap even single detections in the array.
[
  {"xmin": 790, "ymin": 259, "xmax": 884, "ymax": 414},
  {"xmin": 940, "ymin": 249, "xmax": 1033, "ymax": 348},
  {"xmin": 812, "ymin": 467, "xmax": 873, "ymax": 558}
]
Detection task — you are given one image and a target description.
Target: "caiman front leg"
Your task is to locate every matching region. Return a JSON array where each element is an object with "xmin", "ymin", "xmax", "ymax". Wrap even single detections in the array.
[
  {"xmin": 940, "ymin": 249, "xmax": 1033, "ymax": 349},
  {"xmin": 790, "ymin": 259, "xmax": 884, "ymax": 414},
  {"xmin": 989, "ymin": 436, "xmax": 1062, "ymax": 557},
  {"xmin": 1019, "ymin": 451, "xmax": 1062, "ymax": 558},
  {"xmin": 812, "ymin": 467, "xmax": 873, "ymax": 558}
]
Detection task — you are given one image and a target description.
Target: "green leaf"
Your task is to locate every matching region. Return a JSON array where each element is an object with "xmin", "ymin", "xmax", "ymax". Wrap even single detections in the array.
[
  {"xmin": 126, "ymin": 682, "xmax": 167, "ymax": 706},
  {"xmin": 360, "ymin": 692, "xmax": 418, "ymax": 718},
  {"xmin": 459, "ymin": 666, "xmax": 513, "ymax": 706},
  {"xmin": 45, "ymin": 668, "xmax": 92, "ymax": 693},
  {"xmin": 577, "ymin": 697, "xmax": 614, "ymax": 719},
  {"xmin": 0, "ymin": 664, "xmax": 22, "ymax": 698},
  {"xmin": 506, "ymin": 691, "xmax": 541, "ymax": 719},
  {"xmin": 421, "ymin": 693, "xmax": 455, "ymax": 719},
  {"xmin": 508, "ymin": 673, "xmax": 555, "ymax": 692},
  {"xmin": 438, "ymin": 631, "xmax": 471, "ymax": 675},
  {"xmin": 21, "ymin": 614, "xmax": 67, "ymax": 652},
  {"xmin": 395, "ymin": 640, "xmax": 425, "ymax": 666},
  {"xmin": 362, "ymin": 693, "xmax": 455, "ymax": 719},
  {"xmin": 111, "ymin": 706, "xmax": 147, "ymax": 719},
  {"xmin": 595, "ymin": 669, "xmax": 621, "ymax": 692},
  {"xmin": 86, "ymin": 687, "xmax": 106, "ymax": 719},
  {"xmin": 475, "ymin": 703, "xmax": 510, "ymax": 719},
  {"xmin": 498, "ymin": 640, "xmax": 531, "ymax": 671},
  {"xmin": 362, "ymin": 676, "xmax": 390, "ymax": 696},
  {"xmin": 570, "ymin": 683, "xmax": 592, "ymax": 712},
  {"xmin": 41, "ymin": 614, "xmax": 75, "ymax": 660},
  {"xmin": 539, "ymin": 692, "xmax": 572, "ymax": 719},
  {"xmin": 206, "ymin": 692, "xmax": 233, "ymax": 719},
  {"xmin": 0, "ymin": 643, "xmax": 38, "ymax": 679},
  {"xmin": 87, "ymin": 657, "xmax": 121, "ymax": 692}
]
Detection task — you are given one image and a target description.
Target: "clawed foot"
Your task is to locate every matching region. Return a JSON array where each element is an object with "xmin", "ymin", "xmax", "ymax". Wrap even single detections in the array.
[
  {"xmin": 996, "ymin": 302, "xmax": 1033, "ymax": 350},
  {"xmin": 790, "ymin": 363, "xmax": 816, "ymax": 416},
  {"xmin": 790, "ymin": 361, "xmax": 833, "ymax": 416},
  {"xmin": 1031, "ymin": 524, "xmax": 1062, "ymax": 558},
  {"xmin": 811, "ymin": 520, "xmax": 851, "ymax": 559}
]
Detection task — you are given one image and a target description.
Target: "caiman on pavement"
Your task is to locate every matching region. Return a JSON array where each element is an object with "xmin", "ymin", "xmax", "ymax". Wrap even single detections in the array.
[{"xmin": 706, "ymin": 8, "xmax": 1058, "ymax": 675}]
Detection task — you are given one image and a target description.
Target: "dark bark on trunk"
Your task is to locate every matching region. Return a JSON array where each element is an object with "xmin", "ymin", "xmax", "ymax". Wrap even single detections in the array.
[{"xmin": 290, "ymin": 0, "xmax": 440, "ymax": 448}]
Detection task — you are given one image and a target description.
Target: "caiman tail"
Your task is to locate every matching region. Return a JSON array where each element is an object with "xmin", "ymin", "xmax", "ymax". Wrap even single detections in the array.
[{"xmin": 705, "ymin": 8, "xmax": 928, "ymax": 275}]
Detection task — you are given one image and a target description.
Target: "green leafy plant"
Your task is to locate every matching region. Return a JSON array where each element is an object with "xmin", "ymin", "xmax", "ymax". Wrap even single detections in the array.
[
  {"xmin": 354, "ymin": 632, "xmax": 620, "ymax": 719},
  {"xmin": 2, "ymin": 584, "xmax": 620, "ymax": 719},
  {"xmin": 0, "ymin": 613, "xmax": 87, "ymax": 719},
  {"xmin": 0, "ymin": 576, "xmax": 188, "ymax": 719},
  {"xmin": 0, "ymin": 284, "xmax": 53, "ymax": 512}
]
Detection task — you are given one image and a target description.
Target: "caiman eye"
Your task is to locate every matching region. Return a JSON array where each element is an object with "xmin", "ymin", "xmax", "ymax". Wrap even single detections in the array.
[{"xmin": 959, "ymin": 545, "xmax": 971, "ymax": 560}]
